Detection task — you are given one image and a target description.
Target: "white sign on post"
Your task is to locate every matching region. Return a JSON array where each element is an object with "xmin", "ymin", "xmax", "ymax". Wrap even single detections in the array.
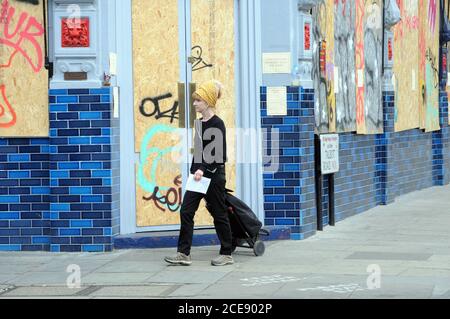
[{"xmin": 320, "ymin": 134, "xmax": 339, "ymax": 174}]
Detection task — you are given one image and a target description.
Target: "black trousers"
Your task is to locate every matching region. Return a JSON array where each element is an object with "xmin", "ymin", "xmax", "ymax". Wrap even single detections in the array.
[{"xmin": 177, "ymin": 167, "xmax": 232, "ymax": 256}]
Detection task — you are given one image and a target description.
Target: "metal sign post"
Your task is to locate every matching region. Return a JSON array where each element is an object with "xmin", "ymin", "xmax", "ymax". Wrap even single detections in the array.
[{"xmin": 315, "ymin": 134, "xmax": 340, "ymax": 230}]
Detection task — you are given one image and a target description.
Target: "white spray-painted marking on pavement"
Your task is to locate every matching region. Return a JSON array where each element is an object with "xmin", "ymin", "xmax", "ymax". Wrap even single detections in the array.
[
  {"xmin": 240, "ymin": 275, "xmax": 307, "ymax": 287},
  {"xmin": 297, "ymin": 283, "xmax": 367, "ymax": 294}
]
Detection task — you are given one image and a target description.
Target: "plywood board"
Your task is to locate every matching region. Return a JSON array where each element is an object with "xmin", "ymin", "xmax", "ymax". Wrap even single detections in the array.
[
  {"xmin": 191, "ymin": 0, "xmax": 236, "ymax": 224},
  {"xmin": 312, "ymin": 0, "xmax": 335, "ymax": 134},
  {"xmin": 448, "ymin": 83, "xmax": 450, "ymax": 125},
  {"xmin": 132, "ymin": 0, "xmax": 188, "ymax": 227},
  {"xmin": 133, "ymin": 0, "xmax": 237, "ymax": 228},
  {"xmin": 363, "ymin": 0, "xmax": 383, "ymax": 134},
  {"xmin": 335, "ymin": 0, "xmax": 357, "ymax": 133},
  {"xmin": 446, "ymin": 1, "xmax": 450, "ymax": 126},
  {"xmin": 355, "ymin": 0, "xmax": 366, "ymax": 134},
  {"xmin": 0, "ymin": 0, "xmax": 48, "ymax": 137},
  {"xmin": 132, "ymin": 0, "xmax": 179, "ymax": 152},
  {"xmin": 393, "ymin": 0, "xmax": 420, "ymax": 132},
  {"xmin": 419, "ymin": 0, "xmax": 440, "ymax": 132},
  {"xmin": 135, "ymin": 127, "xmax": 184, "ymax": 227},
  {"xmin": 424, "ymin": 0, "xmax": 440, "ymax": 132},
  {"xmin": 447, "ymin": 50, "xmax": 450, "ymax": 126},
  {"xmin": 418, "ymin": 0, "xmax": 427, "ymax": 129}
]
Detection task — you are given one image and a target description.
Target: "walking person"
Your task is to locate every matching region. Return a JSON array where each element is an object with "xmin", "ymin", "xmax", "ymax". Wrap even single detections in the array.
[{"xmin": 164, "ymin": 80, "xmax": 234, "ymax": 266}]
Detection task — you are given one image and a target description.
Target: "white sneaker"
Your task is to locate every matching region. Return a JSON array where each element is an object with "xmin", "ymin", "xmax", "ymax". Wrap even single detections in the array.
[
  {"xmin": 211, "ymin": 255, "xmax": 234, "ymax": 266},
  {"xmin": 164, "ymin": 252, "xmax": 192, "ymax": 266}
]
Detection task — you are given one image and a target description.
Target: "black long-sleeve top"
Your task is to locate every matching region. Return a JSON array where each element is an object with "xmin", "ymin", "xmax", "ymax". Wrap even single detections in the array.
[{"xmin": 190, "ymin": 115, "xmax": 227, "ymax": 177}]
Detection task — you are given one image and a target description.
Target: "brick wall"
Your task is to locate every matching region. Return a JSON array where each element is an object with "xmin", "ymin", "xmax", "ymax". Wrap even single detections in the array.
[
  {"xmin": 393, "ymin": 129, "xmax": 433, "ymax": 197},
  {"xmin": 111, "ymin": 99, "xmax": 120, "ymax": 237},
  {"xmin": 332, "ymin": 133, "xmax": 378, "ymax": 222},
  {"xmin": 437, "ymin": 90, "xmax": 450, "ymax": 186},
  {"xmin": 49, "ymin": 88, "xmax": 115, "ymax": 252},
  {"xmin": 260, "ymin": 87, "xmax": 449, "ymax": 239},
  {"xmin": 376, "ymin": 92, "xmax": 396, "ymax": 205},
  {"xmin": 260, "ymin": 87, "xmax": 316, "ymax": 240},
  {"xmin": 0, "ymin": 138, "xmax": 50, "ymax": 251},
  {"xmin": 0, "ymin": 88, "xmax": 116, "ymax": 252}
]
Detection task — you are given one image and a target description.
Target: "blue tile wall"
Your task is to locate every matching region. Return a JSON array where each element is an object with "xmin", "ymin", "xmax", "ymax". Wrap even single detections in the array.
[
  {"xmin": 376, "ymin": 92, "xmax": 396, "ymax": 205},
  {"xmin": 260, "ymin": 86, "xmax": 449, "ymax": 240},
  {"xmin": 49, "ymin": 88, "xmax": 115, "ymax": 253},
  {"xmin": 443, "ymin": 89, "xmax": 449, "ymax": 185},
  {"xmin": 394, "ymin": 128, "xmax": 433, "ymax": 196},
  {"xmin": 260, "ymin": 87, "xmax": 316, "ymax": 240},
  {"xmin": 333, "ymin": 133, "xmax": 378, "ymax": 222},
  {"xmin": 320, "ymin": 175, "xmax": 329, "ymax": 227},
  {"xmin": 0, "ymin": 88, "xmax": 117, "ymax": 252},
  {"xmin": 0, "ymin": 138, "xmax": 50, "ymax": 252},
  {"xmin": 434, "ymin": 90, "xmax": 450, "ymax": 186},
  {"xmin": 111, "ymin": 103, "xmax": 120, "ymax": 237}
]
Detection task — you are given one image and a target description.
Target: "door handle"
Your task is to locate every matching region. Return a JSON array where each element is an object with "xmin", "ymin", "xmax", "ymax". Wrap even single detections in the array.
[
  {"xmin": 178, "ymin": 82, "xmax": 186, "ymax": 128},
  {"xmin": 189, "ymin": 82, "xmax": 197, "ymax": 128}
]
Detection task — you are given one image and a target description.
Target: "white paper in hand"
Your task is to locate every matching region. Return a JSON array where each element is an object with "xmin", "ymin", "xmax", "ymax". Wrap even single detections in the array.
[{"xmin": 185, "ymin": 174, "xmax": 211, "ymax": 194}]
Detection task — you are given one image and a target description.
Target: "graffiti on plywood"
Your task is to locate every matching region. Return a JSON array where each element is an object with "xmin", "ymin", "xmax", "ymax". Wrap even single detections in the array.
[
  {"xmin": 312, "ymin": 0, "xmax": 335, "ymax": 133},
  {"xmin": 0, "ymin": 0, "xmax": 48, "ymax": 136},
  {"xmin": 363, "ymin": 0, "xmax": 383, "ymax": 134},
  {"xmin": 335, "ymin": 0, "xmax": 357, "ymax": 132},
  {"xmin": 393, "ymin": 0, "xmax": 420, "ymax": 132}
]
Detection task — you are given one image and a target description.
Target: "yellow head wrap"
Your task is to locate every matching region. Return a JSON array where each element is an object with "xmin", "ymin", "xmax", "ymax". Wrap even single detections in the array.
[{"xmin": 193, "ymin": 80, "xmax": 220, "ymax": 107}]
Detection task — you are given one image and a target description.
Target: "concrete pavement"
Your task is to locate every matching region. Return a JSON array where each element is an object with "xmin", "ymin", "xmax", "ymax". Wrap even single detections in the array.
[{"xmin": 0, "ymin": 185, "xmax": 449, "ymax": 299}]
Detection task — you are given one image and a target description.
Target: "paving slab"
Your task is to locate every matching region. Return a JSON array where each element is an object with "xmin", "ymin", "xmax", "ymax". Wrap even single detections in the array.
[
  {"xmin": 345, "ymin": 251, "xmax": 433, "ymax": 261},
  {"xmin": 0, "ymin": 285, "xmax": 14, "ymax": 295},
  {"xmin": 33, "ymin": 260, "xmax": 110, "ymax": 274},
  {"xmin": 5, "ymin": 272, "xmax": 72, "ymax": 286},
  {"xmin": 80, "ymin": 272, "xmax": 154, "ymax": 285},
  {"xmin": 89, "ymin": 285, "xmax": 180, "ymax": 297},
  {"xmin": 0, "ymin": 275, "xmax": 21, "ymax": 285},
  {"xmin": 1, "ymin": 286, "xmax": 86, "ymax": 297},
  {"xmin": 167, "ymin": 284, "xmax": 212, "ymax": 298},
  {"xmin": 146, "ymin": 269, "xmax": 230, "ymax": 284},
  {"xmin": 397, "ymin": 267, "xmax": 450, "ymax": 277},
  {"xmin": 349, "ymin": 279, "xmax": 434, "ymax": 299},
  {"xmin": 0, "ymin": 264, "xmax": 40, "ymax": 275},
  {"xmin": 93, "ymin": 261, "xmax": 166, "ymax": 273}
]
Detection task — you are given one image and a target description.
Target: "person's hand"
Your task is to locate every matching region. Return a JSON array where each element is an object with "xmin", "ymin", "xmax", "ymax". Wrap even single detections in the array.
[{"xmin": 194, "ymin": 169, "xmax": 204, "ymax": 181}]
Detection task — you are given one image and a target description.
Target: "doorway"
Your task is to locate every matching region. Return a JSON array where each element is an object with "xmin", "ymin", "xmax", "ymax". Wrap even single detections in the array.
[{"xmin": 130, "ymin": 0, "xmax": 237, "ymax": 232}]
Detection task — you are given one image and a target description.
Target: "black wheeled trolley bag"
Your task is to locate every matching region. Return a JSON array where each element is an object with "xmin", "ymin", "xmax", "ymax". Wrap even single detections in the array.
[{"xmin": 206, "ymin": 188, "xmax": 270, "ymax": 256}]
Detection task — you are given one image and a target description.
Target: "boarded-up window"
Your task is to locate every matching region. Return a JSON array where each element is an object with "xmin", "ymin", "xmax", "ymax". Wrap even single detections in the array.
[{"xmin": 0, "ymin": 0, "xmax": 49, "ymax": 137}]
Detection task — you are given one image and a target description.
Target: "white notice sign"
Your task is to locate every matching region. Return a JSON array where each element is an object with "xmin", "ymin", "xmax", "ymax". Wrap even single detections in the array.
[
  {"xmin": 262, "ymin": 52, "xmax": 291, "ymax": 74},
  {"xmin": 320, "ymin": 134, "xmax": 339, "ymax": 174},
  {"xmin": 267, "ymin": 87, "xmax": 287, "ymax": 116},
  {"xmin": 109, "ymin": 52, "xmax": 118, "ymax": 75},
  {"xmin": 113, "ymin": 87, "xmax": 119, "ymax": 118}
]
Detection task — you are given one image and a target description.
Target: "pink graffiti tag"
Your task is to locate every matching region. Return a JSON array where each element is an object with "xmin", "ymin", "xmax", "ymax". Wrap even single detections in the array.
[
  {"xmin": 0, "ymin": 0, "xmax": 45, "ymax": 128},
  {"xmin": 0, "ymin": 84, "xmax": 16, "ymax": 127},
  {"xmin": 393, "ymin": 0, "xmax": 419, "ymax": 41},
  {"xmin": 428, "ymin": 0, "xmax": 437, "ymax": 34},
  {"xmin": 0, "ymin": 0, "xmax": 45, "ymax": 71}
]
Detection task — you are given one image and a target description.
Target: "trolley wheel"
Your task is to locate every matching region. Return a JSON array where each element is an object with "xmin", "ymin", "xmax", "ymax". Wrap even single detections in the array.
[{"xmin": 253, "ymin": 240, "xmax": 265, "ymax": 256}]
